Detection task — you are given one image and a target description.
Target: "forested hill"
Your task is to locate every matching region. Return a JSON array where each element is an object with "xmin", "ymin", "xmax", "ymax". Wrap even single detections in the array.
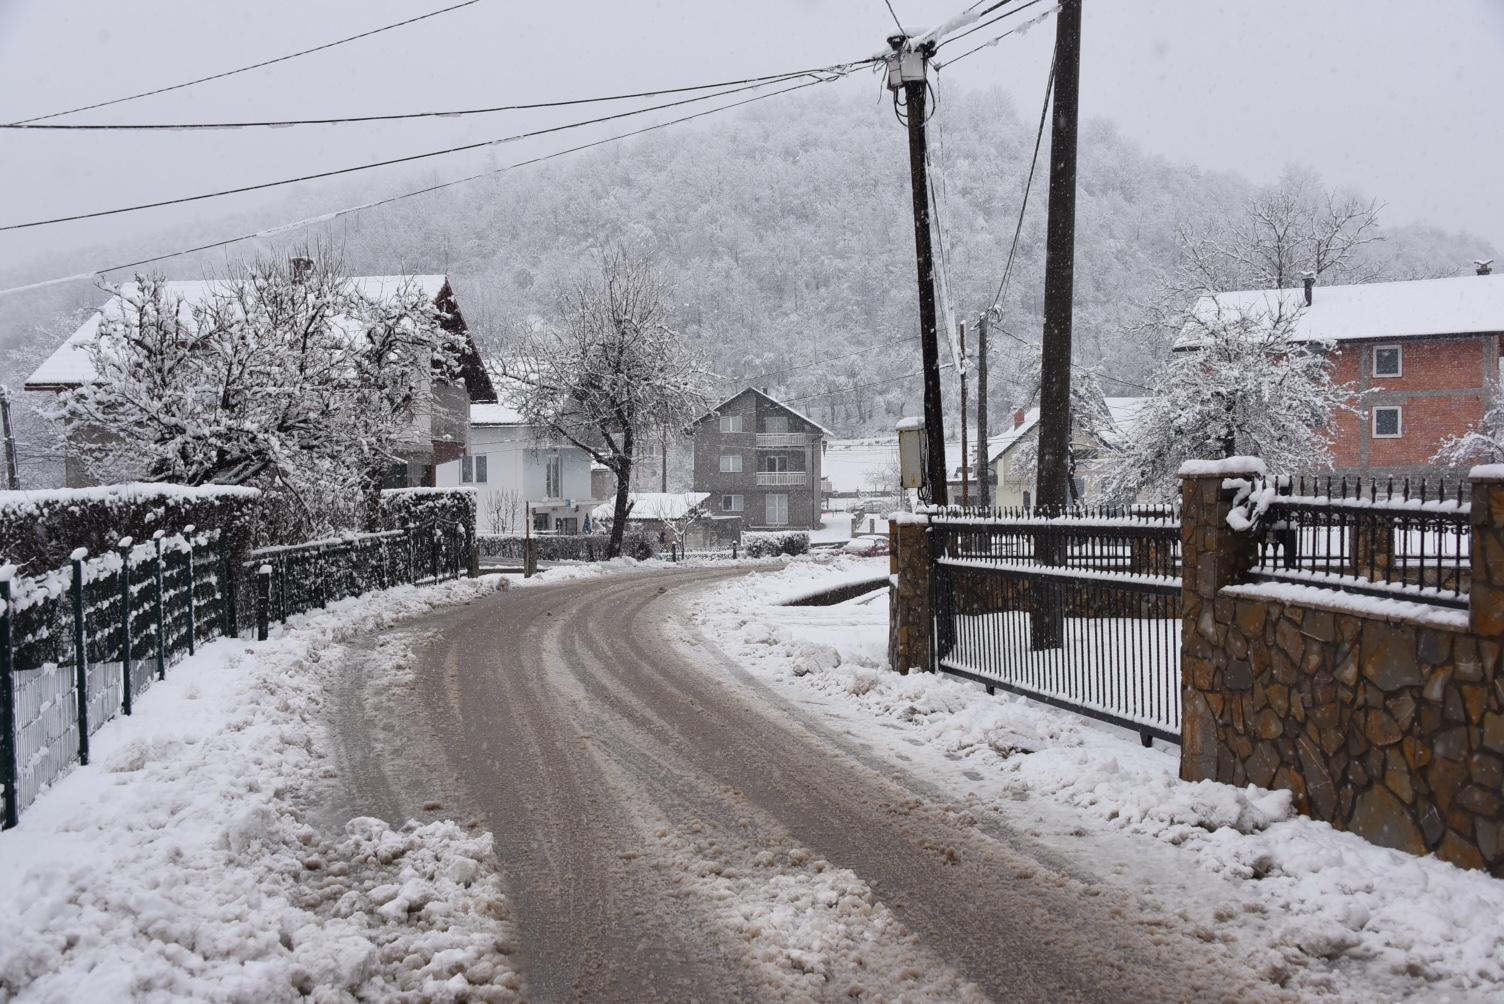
[{"xmin": 3, "ymin": 87, "xmax": 1492, "ymax": 441}]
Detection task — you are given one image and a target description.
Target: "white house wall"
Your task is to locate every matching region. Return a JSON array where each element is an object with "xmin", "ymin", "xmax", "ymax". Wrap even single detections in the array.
[{"xmin": 436, "ymin": 424, "xmax": 597, "ymax": 533}]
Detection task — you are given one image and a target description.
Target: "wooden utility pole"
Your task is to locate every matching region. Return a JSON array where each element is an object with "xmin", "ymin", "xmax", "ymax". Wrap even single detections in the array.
[
  {"xmin": 958, "ymin": 320, "xmax": 969, "ymax": 506},
  {"xmin": 660, "ymin": 426, "xmax": 668, "ymax": 493},
  {"xmin": 1034, "ymin": 0, "xmax": 1082, "ymax": 514},
  {"xmin": 891, "ymin": 35, "xmax": 949, "ymax": 506},
  {"xmin": 976, "ymin": 311, "xmax": 990, "ymax": 507},
  {"xmin": 0, "ymin": 388, "xmax": 18, "ymax": 491}
]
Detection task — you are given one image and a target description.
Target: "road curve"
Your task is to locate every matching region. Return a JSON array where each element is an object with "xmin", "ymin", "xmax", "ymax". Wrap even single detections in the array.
[{"xmin": 329, "ymin": 568, "xmax": 1292, "ymax": 1003}]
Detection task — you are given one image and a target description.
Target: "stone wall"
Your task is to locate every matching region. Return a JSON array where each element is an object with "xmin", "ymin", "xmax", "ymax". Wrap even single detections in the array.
[
  {"xmin": 889, "ymin": 518, "xmax": 932, "ymax": 674},
  {"xmin": 1181, "ymin": 465, "xmax": 1504, "ymax": 876}
]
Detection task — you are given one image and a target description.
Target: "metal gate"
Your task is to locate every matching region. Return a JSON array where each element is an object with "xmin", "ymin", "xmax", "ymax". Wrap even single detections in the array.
[{"xmin": 928, "ymin": 509, "xmax": 1182, "ymax": 745}]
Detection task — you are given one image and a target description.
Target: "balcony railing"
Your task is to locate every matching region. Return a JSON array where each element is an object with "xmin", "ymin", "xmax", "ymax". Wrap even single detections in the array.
[
  {"xmin": 756, "ymin": 471, "xmax": 808, "ymax": 487},
  {"xmin": 756, "ymin": 433, "xmax": 813, "ymax": 448}
]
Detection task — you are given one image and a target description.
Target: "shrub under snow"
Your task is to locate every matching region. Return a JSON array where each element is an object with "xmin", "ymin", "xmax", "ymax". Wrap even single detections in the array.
[{"xmin": 741, "ymin": 531, "xmax": 810, "ymax": 558}]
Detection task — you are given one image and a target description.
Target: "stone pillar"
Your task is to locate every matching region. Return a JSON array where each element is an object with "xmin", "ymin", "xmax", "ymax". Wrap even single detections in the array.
[
  {"xmin": 1179, "ymin": 463, "xmax": 1264, "ymax": 782},
  {"xmin": 888, "ymin": 517, "xmax": 933, "ymax": 675},
  {"xmin": 1469, "ymin": 470, "xmax": 1504, "ymax": 637}
]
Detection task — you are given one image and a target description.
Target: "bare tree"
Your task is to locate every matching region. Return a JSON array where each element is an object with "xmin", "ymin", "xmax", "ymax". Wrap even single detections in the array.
[
  {"xmin": 502, "ymin": 250, "xmax": 713, "ymax": 558},
  {"xmin": 484, "ymin": 488, "xmax": 524, "ymax": 535}
]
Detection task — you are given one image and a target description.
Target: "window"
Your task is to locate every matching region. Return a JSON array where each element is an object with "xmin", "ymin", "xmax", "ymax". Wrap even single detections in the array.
[
  {"xmin": 1373, "ymin": 345, "xmax": 1403, "ymax": 379},
  {"xmin": 461, "ymin": 454, "xmax": 487, "ymax": 484},
  {"xmin": 719, "ymin": 453, "xmax": 743, "ymax": 473},
  {"xmin": 545, "ymin": 452, "xmax": 562, "ymax": 498},
  {"xmin": 763, "ymin": 415, "xmax": 789, "ymax": 434},
  {"xmin": 533, "ymin": 511, "xmax": 550, "ymax": 532},
  {"xmin": 765, "ymin": 493, "xmax": 789, "ymax": 525},
  {"xmin": 722, "ymin": 494, "xmax": 744, "ymax": 512},
  {"xmin": 556, "ymin": 517, "xmax": 578, "ymax": 535},
  {"xmin": 763, "ymin": 454, "xmax": 788, "ymax": 473},
  {"xmin": 1372, "ymin": 406, "xmax": 1403, "ymax": 438},
  {"xmin": 719, "ymin": 414, "xmax": 743, "ymax": 433}
]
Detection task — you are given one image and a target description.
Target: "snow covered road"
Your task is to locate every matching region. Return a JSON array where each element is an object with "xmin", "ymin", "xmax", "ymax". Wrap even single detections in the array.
[{"xmin": 334, "ymin": 565, "xmax": 1307, "ymax": 1002}]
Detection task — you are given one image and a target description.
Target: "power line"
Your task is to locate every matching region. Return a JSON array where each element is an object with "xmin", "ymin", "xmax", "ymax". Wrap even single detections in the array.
[
  {"xmin": 882, "ymin": 0, "xmax": 907, "ymax": 33},
  {"xmin": 0, "ymin": 63, "xmax": 871, "ymax": 233},
  {"xmin": 936, "ymin": 4, "xmax": 1058, "ymax": 68},
  {"xmin": 987, "ymin": 52, "xmax": 1054, "ymax": 311},
  {"xmin": 934, "ymin": 0, "xmax": 1051, "ymax": 51},
  {"xmin": 0, "ymin": 64, "xmax": 855, "ymax": 132},
  {"xmin": 8, "ymin": 0, "xmax": 483, "ymax": 125},
  {"xmin": 785, "ymin": 364, "xmax": 954, "ymax": 405},
  {"xmin": 0, "ymin": 72, "xmax": 859, "ymax": 296}
]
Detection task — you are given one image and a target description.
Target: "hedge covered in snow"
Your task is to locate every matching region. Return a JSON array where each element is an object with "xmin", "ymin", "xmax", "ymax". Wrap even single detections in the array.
[
  {"xmin": 0, "ymin": 483, "xmax": 260, "ymax": 576},
  {"xmin": 741, "ymin": 531, "xmax": 810, "ymax": 558},
  {"xmin": 378, "ymin": 487, "xmax": 476, "ymax": 534}
]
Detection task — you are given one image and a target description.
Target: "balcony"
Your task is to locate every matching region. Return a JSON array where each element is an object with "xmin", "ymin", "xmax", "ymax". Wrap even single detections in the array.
[
  {"xmin": 756, "ymin": 471, "xmax": 808, "ymax": 487},
  {"xmin": 756, "ymin": 433, "xmax": 813, "ymax": 448}
]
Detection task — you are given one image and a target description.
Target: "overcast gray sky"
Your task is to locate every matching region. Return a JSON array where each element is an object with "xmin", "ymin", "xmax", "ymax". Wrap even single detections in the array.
[{"xmin": 1, "ymin": 0, "xmax": 1500, "ymax": 283}]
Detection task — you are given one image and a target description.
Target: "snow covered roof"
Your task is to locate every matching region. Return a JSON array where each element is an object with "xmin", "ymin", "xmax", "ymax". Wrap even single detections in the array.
[
  {"xmin": 691, "ymin": 387, "xmax": 833, "ymax": 438},
  {"xmin": 985, "ymin": 398, "xmax": 1146, "ymax": 464},
  {"xmin": 469, "ymin": 402, "xmax": 525, "ymax": 426},
  {"xmin": 589, "ymin": 491, "xmax": 709, "ymax": 523},
  {"xmin": 1178, "ymin": 274, "xmax": 1504, "ymax": 349},
  {"xmin": 25, "ymin": 275, "xmax": 452, "ymax": 389}
]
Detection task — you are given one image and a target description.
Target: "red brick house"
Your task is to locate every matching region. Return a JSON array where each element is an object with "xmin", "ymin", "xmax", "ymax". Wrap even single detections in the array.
[{"xmin": 1188, "ymin": 266, "xmax": 1503, "ymax": 478}]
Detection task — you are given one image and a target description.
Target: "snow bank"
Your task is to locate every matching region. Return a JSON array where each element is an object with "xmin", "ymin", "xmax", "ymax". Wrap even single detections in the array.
[
  {"xmin": 0, "ymin": 577, "xmax": 522, "ymax": 1002},
  {"xmin": 692, "ymin": 562, "xmax": 1504, "ymax": 998}
]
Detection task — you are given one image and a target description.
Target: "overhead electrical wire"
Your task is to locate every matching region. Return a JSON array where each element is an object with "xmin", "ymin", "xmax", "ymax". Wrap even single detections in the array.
[
  {"xmin": 0, "ymin": 64, "xmax": 867, "ymax": 132},
  {"xmin": 727, "ymin": 334, "xmax": 921, "ymax": 387},
  {"xmin": 987, "ymin": 52, "xmax": 1054, "ymax": 311},
  {"xmin": 936, "ymin": 5, "xmax": 1058, "ymax": 69},
  {"xmin": 7, "ymin": 0, "xmax": 484, "ymax": 125},
  {"xmin": 934, "ymin": 0, "xmax": 1051, "ymax": 52},
  {"xmin": 0, "ymin": 63, "xmax": 872, "ymax": 233},
  {"xmin": 785, "ymin": 365, "xmax": 953, "ymax": 405},
  {"xmin": 882, "ymin": 0, "xmax": 907, "ymax": 33},
  {"xmin": 0, "ymin": 69, "xmax": 866, "ymax": 296}
]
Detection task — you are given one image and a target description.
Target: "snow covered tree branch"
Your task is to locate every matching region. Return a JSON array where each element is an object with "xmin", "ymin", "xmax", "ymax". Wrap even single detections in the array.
[
  {"xmin": 500, "ymin": 249, "xmax": 713, "ymax": 558},
  {"xmin": 52, "ymin": 256, "xmax": 461, "ymax": 539}
]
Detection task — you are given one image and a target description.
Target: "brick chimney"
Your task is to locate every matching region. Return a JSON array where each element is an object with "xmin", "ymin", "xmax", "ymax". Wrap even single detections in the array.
[
  {"xmin": 1302, "ymin": 270, "xmax": 1316, "ymax": 306},
  {"xmin": 1476, "ymin": 259, "xmax": 1495, "ymax": 276},
  {"xmin": 1014, "ymin": 408, "xmax": 1026, "ymax": 429},
  {"xmin": 290, "ymin": 256, "xmax": 314, "ymax": 284}
]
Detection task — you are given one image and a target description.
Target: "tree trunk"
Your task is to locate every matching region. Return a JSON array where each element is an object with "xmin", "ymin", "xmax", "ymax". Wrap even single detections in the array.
[{"xmin": 607, "ymin": 458, "xmax": 632, "ymax": 558}]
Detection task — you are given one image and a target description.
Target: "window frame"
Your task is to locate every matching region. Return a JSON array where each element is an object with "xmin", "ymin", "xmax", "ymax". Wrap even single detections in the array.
[
  {"xmin": 473, "ymin": 454, "xmax": 487, "ymax": 484},
  {"xmin": 719, "ymin": 453, "xmax": 743, "ymax": 473},
  {"xmin": 722, "ymin": 494, "xmax": 744, "ymax": 512},
  {"xmin": 1372, "ymin": 405, "xmax": 1403, "ymax": 439},
  {"xmin": 763, "ymin": 415, "xmax": 789, "ymax": 434},
  {"xmin": 1372, "ymin": 344, "xmax": 1403, "ymax": 379},
  {"xmin": 719, "ymin": 414, "xmax": 743, "ymax": 433},
  {"xmin": 461, "ymin": 456, "xmax": 473, "ymax": 483}
]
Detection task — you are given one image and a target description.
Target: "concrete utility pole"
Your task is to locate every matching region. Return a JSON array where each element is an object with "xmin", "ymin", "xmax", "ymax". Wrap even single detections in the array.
[
  {"xmin": 958, "ymin": 320, "xmax": 969, "ymax": 506},
  {"xmin": 888, "ymin": 34, "xmax": 949, "ymax": 506},
  {"xmin": 976, "ymin": 311, "xmax": 990, "ymax": 507},
  {"xmin": 1034, "ymin": 0, "xmax": 1083, "ymax": 514},
  {"xmin": 0, "ymin": 387, "xmax": 19, "ymax": 491}
]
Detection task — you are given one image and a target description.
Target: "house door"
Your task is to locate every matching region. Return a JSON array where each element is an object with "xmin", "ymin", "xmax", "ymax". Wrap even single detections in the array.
[{"xmin": 765, "ymin": 493, "xmax": 789, "ymax": 526}]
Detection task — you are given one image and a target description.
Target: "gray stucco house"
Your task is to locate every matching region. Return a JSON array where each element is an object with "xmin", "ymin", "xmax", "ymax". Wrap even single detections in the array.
[{"xmin": 687, "ymin": 387, "xmax": 829, "ymax": 530}]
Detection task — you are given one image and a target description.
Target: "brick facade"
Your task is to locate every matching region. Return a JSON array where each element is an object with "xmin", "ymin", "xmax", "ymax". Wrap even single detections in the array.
[
  {"xmin": 1326, "ymin": 334, "xmax": 1500, "ymax": 478},
  {"xmin": 689, "ymin": 388, "xmax": 826, "ymax": 530}
]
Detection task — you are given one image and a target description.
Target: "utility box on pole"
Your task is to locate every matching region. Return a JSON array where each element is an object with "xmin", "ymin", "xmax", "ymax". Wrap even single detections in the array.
[{"xmin": 897, "ymin": 417, "xmax": 926, "ymax": 491}]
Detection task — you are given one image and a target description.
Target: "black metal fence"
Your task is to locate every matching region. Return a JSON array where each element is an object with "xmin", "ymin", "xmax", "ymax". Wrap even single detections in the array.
[
  {"xmin": 1, "ymin": 519, "xmax": 470, "ymax": 829},
  {"xmin": 927, "ymin": 506, "xmax": 1183, "ymax": 745},
  {"xmin": 1245, "ymin": 475, "xmax": 1470, "ymax": 609}
]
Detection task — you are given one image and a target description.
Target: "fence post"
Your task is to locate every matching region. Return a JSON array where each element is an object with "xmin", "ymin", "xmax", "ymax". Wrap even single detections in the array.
[
  {"xmin": 1, "ymin": 578, "xmax": 17, "ymax": 829},
  {"xmin": 1177, "ymin": 460, "xmax": 1264, "ymax": 783},
  {"xmin": 408, "ymin": 523, "xmax": 419, "ymax": 586},
  {"xmin": 119, "ymin": 540, "xmax": 133, "ymax": 716},
  {"xmin": 1468, "ymin": 470, "xmax": 1504, "ymax": 636},
  {"xmin": 888, "ymin": 516, "xmax": 934, "ymax": 675},
  {"xmin": 221, "ymin": 539, "xmax": 236, "ymax": 639},
  {"xmin": 185, "ymin": 527, "xmax": 196, "ymax": 656},
  {"xmin": 314, "ymin": 545, "xmax": 327, "ymax": 609},
  {"xmin": 430, "ymin": 525, "xmax": 440, "ymax": 583},
  {"xmin": 71, "ymin": 552, "xmax": 90, "ymax": 766},
  {"xmin": 255, "ymin": 564, "xmax": 271, "ymax": 641},
  {"xmin": 153, "ymin": 531, "xmax": 167, "ymax": 681},
  {"xmin": 732, "ymin": 540, "xmax": 738, "ymax": 560},
  {"xmin": 524, "ymin": 536, "xmax": 536, "ymax": 578}
]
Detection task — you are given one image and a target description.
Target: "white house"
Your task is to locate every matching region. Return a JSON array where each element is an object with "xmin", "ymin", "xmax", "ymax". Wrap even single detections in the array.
[{"xmin": 436, "ymin": 398, "xmax": 598, "ymax": 535}]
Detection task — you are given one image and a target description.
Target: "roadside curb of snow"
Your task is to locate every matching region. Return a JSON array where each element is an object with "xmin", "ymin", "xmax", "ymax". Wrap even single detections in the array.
[
  {"xmin": 691, "ymin": 561, "xmax": 1504, "ymax": 998},
  {"xmin": 0, "ymin": 577, "xmax": 523, "ymax": 1003}
]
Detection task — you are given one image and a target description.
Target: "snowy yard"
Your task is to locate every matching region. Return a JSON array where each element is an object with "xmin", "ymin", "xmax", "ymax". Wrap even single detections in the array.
[
  {"xmin": 0, "ymin": 577, "xmax": 523, "ymax": 1003},
  {"xmin": 691, "ymin": 557, "xmax": 1504, "ymax": 1001}
]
